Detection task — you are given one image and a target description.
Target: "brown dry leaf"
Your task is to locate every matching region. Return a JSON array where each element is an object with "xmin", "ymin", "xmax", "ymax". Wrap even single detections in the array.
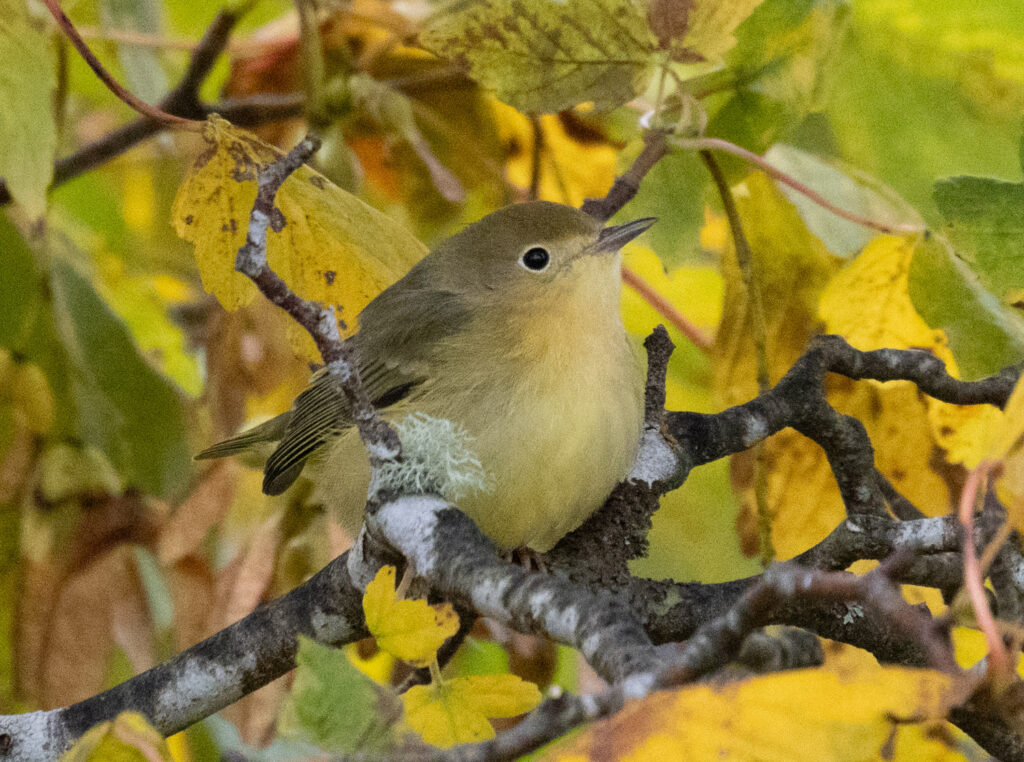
[
  {"xmin": 224, "ymin": 674, "xmax": 293, "ymax": 749},
  {"xmin": 166, "ymin": 556, "xmax": 215, "ymax": 652},
  {"xmin": 16, "ymin": 494, "xmax": 157, "ymax": 707},
  {"xmin": 158, "ymin": 460, "xmax": 240, "ymax": 565},
  {"xmin": 42, "ymin": 545, "xmax": 153, "ymax": 708},
  {"xmin": 211, "ymin": 513, "xmax": 286, "ymax": 746},
  {"xmin": 172, "ymin": 116, "xmax": 426, "ymax": 359},
  {"xmin": 214, "ymin": 513, "xmax": 282, "ymax": 630},
  {"xmin": 543, "ymin": 666, "xmax": 957, "ymax": 761}
]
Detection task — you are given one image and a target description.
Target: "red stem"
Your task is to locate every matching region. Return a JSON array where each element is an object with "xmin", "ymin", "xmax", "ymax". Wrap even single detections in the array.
[
  {"xmin": 622, "ymin": 266, "xmax": 713, "ymax": 353},
  {"xmin": 41, "ymin": 0, "xmax": 201, "ymax": 130},
  {"xmin": 680, "ymin": 137, "xmax": 924, "ymax": 237},
  {"xmin": 958, "ymin": 460, "xmax": 1010, "ymax": 676}
]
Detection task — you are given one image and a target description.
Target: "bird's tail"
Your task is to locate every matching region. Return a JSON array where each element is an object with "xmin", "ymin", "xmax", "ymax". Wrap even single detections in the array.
[{"xmin": 194, "ymin": 413, "xmax": 291, "ymax": 460}]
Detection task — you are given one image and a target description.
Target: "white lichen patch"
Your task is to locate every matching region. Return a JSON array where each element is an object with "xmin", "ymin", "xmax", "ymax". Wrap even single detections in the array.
[
  {"xmin": 374, "ymin": 495, "xmax": 448, "ymax": 575},
  {"xmin": 370, "ymin": 413, "xmax": 491, "ymax": 500},
  {"xmin": 155, "ymin": 652, "xmax": 257, "ymax": 721},
  {"xmin": 629, "ymin": 428, "xmax": 679, "ymax": 485},
  {"xmin": 0, "ymin": 710, "xmax": 57, "ymax": 762},
  {"xmin": 742, "ymin": 415, "xmax": 769, "ymax": 447}
]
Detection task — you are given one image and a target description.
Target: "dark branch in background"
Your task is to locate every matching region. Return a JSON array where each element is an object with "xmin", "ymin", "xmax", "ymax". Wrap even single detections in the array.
[
  {"xmin": 40, "ymin": 0, "xmax": 200, "ymax": 128},
  {"xmin": 0, "ymin": 7, "xmax": 305, "ymax": 206},
  {"xmin": 581, "ymin": 129, "xmax": 668, "ymax": 222}
]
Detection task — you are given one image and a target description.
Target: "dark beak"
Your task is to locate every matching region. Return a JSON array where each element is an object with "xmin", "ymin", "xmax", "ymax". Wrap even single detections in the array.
[{"xmin": 591, "ymin": 217, "xmax": 657, "ymax": 254}]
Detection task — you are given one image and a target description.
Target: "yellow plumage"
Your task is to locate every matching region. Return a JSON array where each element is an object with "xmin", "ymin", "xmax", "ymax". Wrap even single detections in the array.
[{"xmin": 198, "ymin": 201, "xmax": 651, "ymax": 552}]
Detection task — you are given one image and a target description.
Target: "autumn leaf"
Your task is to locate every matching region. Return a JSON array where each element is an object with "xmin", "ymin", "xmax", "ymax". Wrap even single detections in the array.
[
  {"xmin": 0, "ymin": 0, "xmax": 57, "ymax": 220},
  {"xmin": 60, "ymin": 712, "xmax": 172, "ymax": 762},
  {"xmin": 278, "ymin": 636, "xmax": 400, "ymax": 754},
  {"xmin": 420, "ymin": 0, "xmax": 654, "ymax": 114},
  {"xmin": 402, "ymin": 673, "xmax": 542, "ymax": 748},
  {"xmin": 362, "ymin": 566, "xmax": 459, "ymax": 667},
  {"xmin": 172, "ymin": 116, "xmax": 427, "ymax": 357},
  {"xmin": 713, "ymin": 172, "xmax": 842, "ymax": 406},
  {"xmin": 493, "ymin": 100, "xmax": 617, "ymax": 207},
  {"xmin": 820, "ymin": 234, "xmax": 1002, "ymax": 473},
  {"xmin": 543, "ymin": 667, "xmax": 955, "ymax": 761},
  {"xmin": 649, "ymin": 0, "xmax": 764, "ymax": 62}
]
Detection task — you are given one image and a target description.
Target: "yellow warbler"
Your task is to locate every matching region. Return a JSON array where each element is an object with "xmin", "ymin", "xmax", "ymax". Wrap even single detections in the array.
[{"xmin": 198, "ymin": 201, "xmax": 652, "ymax": 551}]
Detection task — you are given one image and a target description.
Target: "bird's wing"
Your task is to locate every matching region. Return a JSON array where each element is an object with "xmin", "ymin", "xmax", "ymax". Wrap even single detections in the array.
[
  {"xmin": 262, "ymin": 288, "xmax": 469, "ymax": 495},
  {"xmin": 194, "ymin": 413, "xmax": 291, "ymax": 460}
]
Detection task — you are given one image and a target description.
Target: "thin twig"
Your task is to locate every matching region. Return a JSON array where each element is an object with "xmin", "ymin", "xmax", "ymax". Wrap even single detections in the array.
[
  {"xmin": 40, "ymin": 0, "xmax": 201, "ymax": 129},
  {"xmin": 700, "ymin": 148, "xmax": 774, "ymax": 564},
  {"xmin": 528, "ymin": 115, "xmax": 543, "ymax": 201},
  {"xmin": 234, "ymin": 136, "xmax": 401, "ymax": 464},
  {"xmin": 581, "ymin": 130, "xmax": 669, "ymax": 222},
  {"xmin": 679, "ymin": 136, "xmax": 925, "ymax": 236}
]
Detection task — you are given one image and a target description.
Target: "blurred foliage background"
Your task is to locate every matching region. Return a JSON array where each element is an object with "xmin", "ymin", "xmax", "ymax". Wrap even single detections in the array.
[{"xmin": 1, "ymin": 0, "xmax": 1023, "ymax": 758}]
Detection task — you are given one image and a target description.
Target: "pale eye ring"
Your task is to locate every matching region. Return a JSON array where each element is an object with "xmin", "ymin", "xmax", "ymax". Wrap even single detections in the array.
[{"xmin": 519, "ymin": 246, "xmax": 550, "ymax": 272}]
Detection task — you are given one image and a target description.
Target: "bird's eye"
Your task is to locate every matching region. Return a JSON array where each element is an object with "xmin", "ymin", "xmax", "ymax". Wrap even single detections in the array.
[{"xmin": 519, "ymin": 246, "xmax": 550, "ymax": 272}]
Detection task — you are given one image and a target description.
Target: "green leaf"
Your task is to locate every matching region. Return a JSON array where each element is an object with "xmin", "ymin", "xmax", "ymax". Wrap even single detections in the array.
[
  {"xmin": 278, "ymin": 637, "xmax": 400, "ymax": 754},
  {"xmin": 0, "ymin": 0, "xmax": 57, "ymax": 218},
  {"xmin": 908, "ymin": 236, "xmax": 1024, "ymax": 379},
  {"xmin": 0, "ymin": 215, "xmax": 77, "ymax": 439},
  {"xmin": 706, "ymin": 0, "xmax": 850, "ymax": 177},
  {"xmin": 49, "ymin": 259, "xmax": 190, "ymax": 500},
  {"xmin": 823, "ymin": 3, "xmax": 1023, "ymax": 217},
  {"xmin": 765, "ymin": 144, "xmax": 920, "ymax": 257},
  {"xmin": 933, "ymin": 174, "xmax": 1024, "ymax": 303},
  {"xmin": 100, "ymin": 0, "xmax": 169, "ymax": 104},
  {"xmin": 0, "ymin": 215, "xmax": 45, "ymax": 349},
  {"xmin": 612, "ymin": 147, "xmax": 706, "ymax": 269},
  {"xmin": 421, "ymin": 0, "xmax": 654, "ymax": 114}
]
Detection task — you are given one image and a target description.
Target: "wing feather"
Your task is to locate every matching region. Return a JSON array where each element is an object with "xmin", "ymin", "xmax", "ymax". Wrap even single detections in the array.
[{"xmin": 261, "ymin": 284, "xmax": 469, "ymax": 495}]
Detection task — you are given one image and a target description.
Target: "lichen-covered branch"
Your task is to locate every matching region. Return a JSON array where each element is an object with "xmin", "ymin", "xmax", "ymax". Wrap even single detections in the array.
[{"xmin": 232, "ymin": 136, "xmax": 401, "ymax": 464}]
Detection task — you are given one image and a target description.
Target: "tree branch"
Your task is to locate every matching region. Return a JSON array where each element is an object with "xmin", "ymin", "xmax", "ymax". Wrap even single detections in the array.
[{"xmin": 0, "ymin": 8, "xmax": 305, "ymax": 207}]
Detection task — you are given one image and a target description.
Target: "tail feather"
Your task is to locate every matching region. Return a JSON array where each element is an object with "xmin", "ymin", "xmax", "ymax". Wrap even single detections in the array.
[{"xmin": 194, "ymin": 413, "xmax": 291, "ymax": 460}]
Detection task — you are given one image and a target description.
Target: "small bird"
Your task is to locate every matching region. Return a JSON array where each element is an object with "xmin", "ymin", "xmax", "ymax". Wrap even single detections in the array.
[{"xmin": 197, "ymin": 201, "xmax": 653, "ymax": 552}]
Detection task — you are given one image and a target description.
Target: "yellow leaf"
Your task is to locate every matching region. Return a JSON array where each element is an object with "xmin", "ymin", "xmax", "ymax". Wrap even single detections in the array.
[
  {"xmin": 172, "ymin": 116, "xmax": 427, "ymax": 359},
  {"xmin": 402, "ymin": 674, "xmax": 542, "ymax": 748},
  {"xmin": 60, "ymin": 711, "xmax": 173, "ymax": 762},
  {"xmin": 493, "ymin": 100, "xmax": 616, "ymax": 207},
  {"xmin": 819, "ymin": 235, "xmax": 947, "ymax": 354},
  {"xmin": 543, "ymin": 667, "xmax": 954, "ymax": 761},
  {"xmin": 989, "ymin": 374, "xmax": 1024, "ymax": 459},
  {"xmin": 713, "ymin": 172, "xmax": 842, "ymax": 406},
  {"xmin": 620, "ymin": 245, "xmax": 723, "ymax": 338},
  {"xmin": 362, "ymin": 566, "xmax": 459, "ymax": 667},
  {"xmin": 818, "ymin": 234, "xmax": 998, "ymax": 469}
]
